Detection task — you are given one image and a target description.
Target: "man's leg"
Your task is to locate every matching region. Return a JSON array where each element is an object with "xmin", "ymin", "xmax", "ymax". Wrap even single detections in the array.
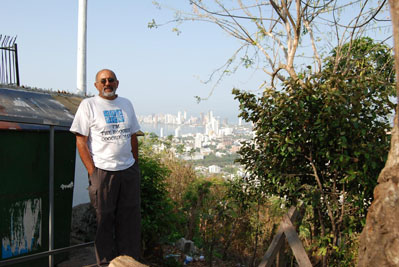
[
  {"xmin": 89, "ymin": 168, "xmax": 120, "ymax": 265},
  {"xmin": 115, "ymin": 163, "xmax": 141, "ymax": 260}
]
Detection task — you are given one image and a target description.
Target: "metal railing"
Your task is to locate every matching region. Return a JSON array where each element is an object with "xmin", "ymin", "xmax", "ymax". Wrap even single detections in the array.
[
  {"xmin": 0, "ymin": 35, "xmax": 20, "ymax": 86},
  {"xmin": 0, "ymin": 241, "xmax": 94, "ymax": 266}
]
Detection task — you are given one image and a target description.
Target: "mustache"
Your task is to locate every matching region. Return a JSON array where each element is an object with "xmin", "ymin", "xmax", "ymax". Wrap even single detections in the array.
[{"xmin": 102, "ymin": 87, "xmax": 116, "ymax": 97}]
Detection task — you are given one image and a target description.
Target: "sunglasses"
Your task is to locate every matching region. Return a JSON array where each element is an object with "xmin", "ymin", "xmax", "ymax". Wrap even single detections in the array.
[{"xmin": 99, "ymin": 78, "xmax": 116, "ymax": 84}]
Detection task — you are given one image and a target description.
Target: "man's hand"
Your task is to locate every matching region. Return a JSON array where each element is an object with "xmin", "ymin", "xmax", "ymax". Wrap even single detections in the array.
[
  {"xmin": 75, "ymin": 134, "xmax": 96, "ymax": 176},
  {"xmin": 131, "ymin": 133, "xmax": 139, "ymax": 163},
  {"xmin": 87, "ymin": 166, "xmax": 96, "ymax": 177}
]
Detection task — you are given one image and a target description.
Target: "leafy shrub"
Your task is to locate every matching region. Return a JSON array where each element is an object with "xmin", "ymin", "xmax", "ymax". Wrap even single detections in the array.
[{"xmin": 139, "ymin": 146, "xmax": 182, "ymax": 253}]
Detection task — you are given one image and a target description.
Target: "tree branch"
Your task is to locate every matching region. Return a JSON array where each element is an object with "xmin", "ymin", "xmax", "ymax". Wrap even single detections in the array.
[{"xmin": 306, "ymin": 152, "xmax": 337, "ymax": 236}]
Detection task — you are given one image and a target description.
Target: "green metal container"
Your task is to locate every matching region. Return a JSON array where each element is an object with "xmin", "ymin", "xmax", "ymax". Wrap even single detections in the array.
[{"xmin": 0, "ymin": 87, "xmax": 80, "ymax": 266}]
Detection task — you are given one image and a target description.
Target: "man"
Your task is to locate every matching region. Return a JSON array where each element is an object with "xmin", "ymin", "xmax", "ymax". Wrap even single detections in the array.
[{"xmin": 70, "ymin": 69, "xmax": 141, "ymax": 266}]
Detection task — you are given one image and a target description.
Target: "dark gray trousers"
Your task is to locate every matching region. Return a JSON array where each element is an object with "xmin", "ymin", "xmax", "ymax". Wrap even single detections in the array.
[{"xmin": 88, "ymin": 162, "xmax": 141, "ymax": 266}]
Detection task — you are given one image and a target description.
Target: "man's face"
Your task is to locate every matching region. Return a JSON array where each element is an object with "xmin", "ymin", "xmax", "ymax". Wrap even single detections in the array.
[{"xmin": 95, "ymin": 70, "xmax": 119, "ymax": 100}]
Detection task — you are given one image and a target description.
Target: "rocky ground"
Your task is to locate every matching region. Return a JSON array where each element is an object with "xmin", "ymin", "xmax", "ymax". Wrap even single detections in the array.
[
  {"xmin": 57, "ymin": 245, "xmax": 238, "ymax": 267},
  {"xmin": 57, "ymin": 246, "xmax": 97, "ymax": 267}
]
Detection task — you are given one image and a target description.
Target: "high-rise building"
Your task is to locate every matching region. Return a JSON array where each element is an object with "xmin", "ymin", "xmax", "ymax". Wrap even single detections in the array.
[
  {"xmin": 222, "ymin": 118, "xmax": 228, "ymax": 126},
  {"xmin": 213, "ymin": 118, "xmax": 219, "ymax": 136},
  {"xmin": 175, "ymin": 126, "xmax": 181, "ymax": 138},
  {"xmin": 177, "ymin": 111, "xmax": 182, "ymax": 124},
  {"xmin": 166, "ymin": 113, "xmax": 176, "ymax": 124},
  {"xmin": 195, "ymin": 133, "xmax": 203, "ymax": 149}
]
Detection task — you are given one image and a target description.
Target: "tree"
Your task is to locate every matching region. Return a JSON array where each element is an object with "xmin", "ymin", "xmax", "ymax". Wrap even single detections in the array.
[
  {"xmin": 357, "ymin": 1, "xmax": 399, "ymax": 265},
  {"xmin": 150, "ymin": 0, "xmax": 391, "ymax": 98},
  {"xmin": 150, "ymin": 1, "xmax": 394, "ymax": 265},
  {"xmin": 233, "ymin": 37, "xmax": 395, "ymax": 265}
]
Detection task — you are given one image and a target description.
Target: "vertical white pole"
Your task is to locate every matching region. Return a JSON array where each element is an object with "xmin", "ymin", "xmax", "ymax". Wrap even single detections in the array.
[{"xmin": 77, "ymin": 0, "xmax": 87, "ymax": 95}]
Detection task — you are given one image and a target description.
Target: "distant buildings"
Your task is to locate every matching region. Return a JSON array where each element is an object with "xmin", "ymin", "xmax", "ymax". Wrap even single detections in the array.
[
  {"xmin": 209, "ymin": 165, "xmax": 221, "ymax": 173},
  {"xmin": 138, "ymin": 110, "xmax": 232, "ymax": 127},
  {"xmin": 195, "ymin": 133, "xmax": 203, "ymax": 149},
  {"xmin": 138, "ymin": 110, "xmax": 253, "ymax": 179},
  {"xmin": 138, "ymin": 110, "xmax": 244, "ymax": 140},
  {"xmin": 175, "ymin": 126, "xmax": 181, "ymax": 138}
]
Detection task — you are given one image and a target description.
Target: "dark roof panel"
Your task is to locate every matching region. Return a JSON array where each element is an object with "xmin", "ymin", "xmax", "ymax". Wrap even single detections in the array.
[{"xmin": 0, "ymin": 87, "xmax": 83, "ymax": 128}]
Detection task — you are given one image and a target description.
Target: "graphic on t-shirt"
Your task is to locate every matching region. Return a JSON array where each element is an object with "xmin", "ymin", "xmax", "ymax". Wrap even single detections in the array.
[
  {"xmin": 103, "ymin": 109, "xmax": 125, "ymax": 124},
  {"xmin": 101, "ymin": 109, "xmax": 130, "ymax": 142}
]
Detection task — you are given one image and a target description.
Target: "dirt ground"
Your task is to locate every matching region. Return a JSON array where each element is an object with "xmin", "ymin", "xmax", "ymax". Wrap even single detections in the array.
[
  {"xmin": 56, "ymin": 244, "xmax": 239, "ymax": 267},
  {"xmin": 56, "ymin": 246, "xmax": 97, "ymax": 267}
]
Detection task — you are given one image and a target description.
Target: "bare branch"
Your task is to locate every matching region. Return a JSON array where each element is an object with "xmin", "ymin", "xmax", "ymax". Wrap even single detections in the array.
[
  {"xmin": 150, "ymin": 0, "xmax": 391, "ymax": 94},
  {"xmin": 303, "ymin": 19, "xmax": 322, "ymax": 72},
  {"xmin": 190, "ymin": 0, "xmax": 279, "ymax": 22},
  {"xmin": 196, "ymin": 44, "xmax": 247, "ymax": 101}
]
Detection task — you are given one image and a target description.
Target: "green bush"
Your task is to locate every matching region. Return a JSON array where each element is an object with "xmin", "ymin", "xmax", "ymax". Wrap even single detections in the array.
[{"xmin": 139, "ymin": 147, "xmax": 183, "ymax": 253}]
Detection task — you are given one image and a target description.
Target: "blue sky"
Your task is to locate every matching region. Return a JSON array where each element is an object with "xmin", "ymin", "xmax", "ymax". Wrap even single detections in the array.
[
  {"xmin": 2, "ymin": 1, "xmax": 267, "ymax": 122},
  {"xmin": 2, "ymin": 1, "xmax": 393, "ymax": 123}
]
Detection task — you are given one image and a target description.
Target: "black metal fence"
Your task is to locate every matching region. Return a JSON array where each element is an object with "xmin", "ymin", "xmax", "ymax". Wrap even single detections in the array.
[{"xmin": 0, "ymin": 35, "xmax": 20, "ymax": 86}]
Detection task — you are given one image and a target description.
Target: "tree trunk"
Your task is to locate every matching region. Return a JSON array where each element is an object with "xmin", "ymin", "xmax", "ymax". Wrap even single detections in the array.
[{"xmin": 357, "ymin": 1, "xmax": 399, "ymax": 265}]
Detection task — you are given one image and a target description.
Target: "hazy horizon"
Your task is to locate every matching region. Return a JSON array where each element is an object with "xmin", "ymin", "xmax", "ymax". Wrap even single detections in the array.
[{"xmin": 2, "ymin": 1, "xmax": 263, "ymax": 124}]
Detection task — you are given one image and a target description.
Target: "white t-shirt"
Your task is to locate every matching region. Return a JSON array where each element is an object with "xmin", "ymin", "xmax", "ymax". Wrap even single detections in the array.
[{"xmin": 70, "ymin": 95, "xmax": 141, "ymax": 171}]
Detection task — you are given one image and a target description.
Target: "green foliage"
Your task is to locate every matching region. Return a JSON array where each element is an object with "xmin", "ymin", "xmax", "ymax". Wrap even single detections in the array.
[
  {"xmin": 139, "ymin": 134, "xmax": 282, "ymax": 264},
  {"xmin": 176, "ymin": 144, "xmax": 185, "ymax": 154},
  {"xmin": 190, "ymin": 153, "xmax": 238, "ymax": 168},
  {"xmin": 181, "ymin": 176, "xmax": 265, "ymax": 265},
  {"xmin": 182, "ymin": 179, "xmax": 213, "ymax": 242},
  {"xmin": 164, "ymin": 257, "xmax": 183, "ymax": 267},
  {"xmin": 139, "ymin": 143, "xmax": 182, "ymax": 251},
  {"xmin": 224, "ymin": 176, "xmax": 287, "ymax": 264},
  {"xmin": 147, "ymin": 19, "xmax": 158, "ymax": 29},
  {"xmin": 328, "ymin": 37, "xmax": 395, "ymax": 83},
  {"xmin": 233, "ymin": 37, "xmax": 395, "ymax": 264}
]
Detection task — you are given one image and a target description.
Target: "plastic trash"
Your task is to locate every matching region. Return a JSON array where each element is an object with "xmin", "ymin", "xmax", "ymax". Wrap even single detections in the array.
[
  {"xmin": 184, "ymin": 255, "xmax": 193, "ymax": 265},
  {"xmin": 165, "ymin": 254, "xmax": 180, "ymax": 260}
]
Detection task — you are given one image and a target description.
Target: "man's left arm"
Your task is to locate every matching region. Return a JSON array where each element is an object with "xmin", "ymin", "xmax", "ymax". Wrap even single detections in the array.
[{"xmin": 131, "ymin": 133, "xmax": 139, "ymax": 163}]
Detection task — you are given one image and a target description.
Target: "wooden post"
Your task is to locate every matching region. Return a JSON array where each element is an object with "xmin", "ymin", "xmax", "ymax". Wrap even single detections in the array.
[
  {"xmin": 258, "ymin": 206, "xmax": 312, "ymax": 267},
  {"xmin": 281, "ymin": 214, "xmax": 312, "ymax": 267}
]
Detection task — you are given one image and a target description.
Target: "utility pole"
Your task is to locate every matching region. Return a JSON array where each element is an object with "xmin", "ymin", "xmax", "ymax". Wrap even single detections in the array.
[{"xmin": 77, "ymin": 0, "xmax": 87, "ymax": 95}]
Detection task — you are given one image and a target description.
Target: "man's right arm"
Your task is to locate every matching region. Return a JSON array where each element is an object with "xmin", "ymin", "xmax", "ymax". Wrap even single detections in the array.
[{"xmin": 75, "ymin": 133, "xmax": 96, "ymax": 176}]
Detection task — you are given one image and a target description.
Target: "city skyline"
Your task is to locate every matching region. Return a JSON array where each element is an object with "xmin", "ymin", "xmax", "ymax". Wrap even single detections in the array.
[{"xmin": 138, "ymin": 109, "xmax": 246, "ymax": 126}]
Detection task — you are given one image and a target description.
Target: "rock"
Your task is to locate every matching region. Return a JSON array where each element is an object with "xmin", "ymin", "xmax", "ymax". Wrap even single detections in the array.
[
  {"xmin": 175, "ymin": 238, "xmax": 197, "ymax": 255},
  {"xmin": 109, "ymin": 255, "xmax": 149, "ymax": 267},
  {"xmin": 70, "ymin": 203, "xmax": 97, "ymax": 243}
]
